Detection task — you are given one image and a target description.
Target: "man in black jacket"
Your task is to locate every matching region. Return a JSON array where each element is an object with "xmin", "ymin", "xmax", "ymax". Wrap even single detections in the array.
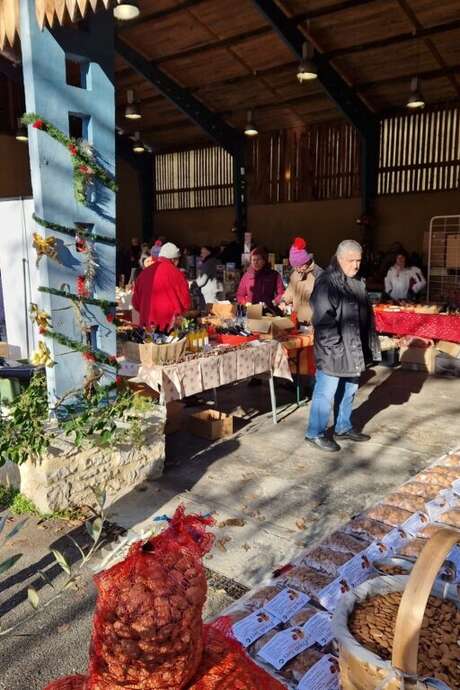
[{"xmin": 305, "ymin": 240, "xmax": 381, "ymax": 453}]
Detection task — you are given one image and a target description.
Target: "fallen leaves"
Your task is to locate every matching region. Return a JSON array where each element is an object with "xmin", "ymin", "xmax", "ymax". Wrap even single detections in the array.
[
  {"xmin": 217, "ymin": 518, "xmax": 245, "ymax": 528},
  {"xmin": 216, "ymin": 536, "xmax": 232, "ymax": 552}
]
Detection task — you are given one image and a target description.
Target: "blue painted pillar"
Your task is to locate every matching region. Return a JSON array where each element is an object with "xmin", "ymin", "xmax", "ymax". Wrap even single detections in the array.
[{"xmin": 20, "ymin": 0, "xmax": 116, "ymax": 406}]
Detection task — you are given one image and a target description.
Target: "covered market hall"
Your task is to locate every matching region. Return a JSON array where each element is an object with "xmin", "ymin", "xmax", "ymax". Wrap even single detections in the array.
[{"xmin": 0, "ymin": 1, "xmax": 460, "ymax": 689}]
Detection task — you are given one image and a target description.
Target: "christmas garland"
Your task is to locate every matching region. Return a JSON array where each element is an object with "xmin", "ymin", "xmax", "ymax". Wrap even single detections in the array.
[
  {"xmin": 38, "ymin": 286, "xmax": 117, "ymax": 311},
  {"xmin": 33, "ymin": 213, "xmax": 116, "ymax": 246},
  {"xmin": 22, "ymin": 114, "xmax": 117, "ymax": 205},
  {"xmin": 40, "ymin": 327, "xmax": 120, "ymax": 370}
]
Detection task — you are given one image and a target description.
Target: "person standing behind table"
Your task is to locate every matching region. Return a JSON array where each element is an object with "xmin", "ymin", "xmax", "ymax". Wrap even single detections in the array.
[
  {"xmin": 194, "ymin": 246, "xmax": 222, "ymax": 307},
  {"xmin": 384, "ymin": 251, "xmax": 426, "ymax": 302},
  {"xmin": 305, "ymin": 240, "xmax": 381, "ymax": 453},
  {"xmin": 236, "ymin": 246, "xmax": 284, "ymax": 310},
  {"xmin": 279, "ymin": 237, "xmax": 322, "ymax": 324},
  {"xmin": 128, "ymin": 237, "xmax": 142, "ymax": 282},
  {"xmin": 132, "ymin": 242, "xmax": 191, "ymax": 332}
]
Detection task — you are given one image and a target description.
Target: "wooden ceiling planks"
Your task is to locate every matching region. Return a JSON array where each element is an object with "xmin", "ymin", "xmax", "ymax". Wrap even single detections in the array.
[
  {"xmin": 2, "ymin": 0, "xmax": 460, "ymax": 149},
  {"xmin": 305, "ymin": 0, "xmax": 412, "ymax": 52}
]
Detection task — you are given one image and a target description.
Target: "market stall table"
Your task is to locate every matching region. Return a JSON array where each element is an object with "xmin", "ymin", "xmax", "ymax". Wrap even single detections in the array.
[
  {"xmin": 374, "ymin": 309, "xmax": 460, "ymax": 344},
  {"xmin": 280, "ymin": 333, "xmax": 315, "ymax": 405},
  {"xmin": 130, "ymin": 340, "xmax": 292, "ymax": 424}
]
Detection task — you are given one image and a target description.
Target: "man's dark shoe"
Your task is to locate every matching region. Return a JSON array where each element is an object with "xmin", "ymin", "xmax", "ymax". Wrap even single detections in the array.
[
  {"xmin": 335, "ymin": 429, "xmax": 370, "ymax": 442},
  {"xmin": 305, "ymin": 436, "xmax": 341, "ymax": 453}
]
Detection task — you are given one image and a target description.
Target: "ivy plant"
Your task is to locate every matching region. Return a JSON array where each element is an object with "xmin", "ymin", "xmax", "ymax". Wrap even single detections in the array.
[{"xmin": 0, "ymin": 374, "xmax": 154, "ymax": 467}]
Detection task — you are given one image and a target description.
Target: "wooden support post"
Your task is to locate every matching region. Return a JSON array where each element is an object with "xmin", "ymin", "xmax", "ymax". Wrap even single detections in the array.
[
  {"xmin": 360, "ymin": 120, "xmax": 380, "ymax": 251},
  {"xmin": 233, "ymin": 143, "xmax": 247, "ymax": 247},
  {"xmin": 20, "ymin": 0, "xmax": 116, "ymax": 405}
]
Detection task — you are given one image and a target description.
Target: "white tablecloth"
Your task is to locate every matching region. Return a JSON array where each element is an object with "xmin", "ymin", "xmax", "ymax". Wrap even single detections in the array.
[{"xmin": 132, "ymin": 340, "xmax": 292, "ymax": 403}]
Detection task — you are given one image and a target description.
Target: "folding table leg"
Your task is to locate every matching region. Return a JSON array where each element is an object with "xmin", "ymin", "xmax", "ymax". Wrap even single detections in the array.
[{"xmin": 269, "ymin": 372, "xmax": 277, "ymax": 424}]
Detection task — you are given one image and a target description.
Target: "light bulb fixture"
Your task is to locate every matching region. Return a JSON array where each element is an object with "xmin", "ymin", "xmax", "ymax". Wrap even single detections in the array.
[
  {"xmin": 15, "ymin": 118, "xmax": 28, "ymax": 142},
  {"xmin": 113, "ymin": 0, "xmax": 139, "ymax": 21},
  {"xmin": 406, "ymin": 76, "xmax": 425, "ymax": 109},
  {"xmin": 125, "ymin": 89, "xmax": 141, "ymax": 120},
  {"xmin": 244, "ymin": 109, "xmax": 258, "ymax": 137},
  {"xmin": 132, "ymin": 132, "xmax": 145, "ymax": 154},
  {"xmin": 297, "ymin": 41, "xmax": 318, "ymax": 82}
]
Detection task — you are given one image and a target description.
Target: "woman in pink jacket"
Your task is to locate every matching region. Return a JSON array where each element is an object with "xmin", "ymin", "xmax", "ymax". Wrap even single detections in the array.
[{"xmin": 236, "ymin": 247, "xmax": 284, "ymax": 310}]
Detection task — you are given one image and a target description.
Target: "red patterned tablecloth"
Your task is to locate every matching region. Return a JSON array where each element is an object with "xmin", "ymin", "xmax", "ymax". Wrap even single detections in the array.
[{"xmin": 374, "ymin": 310, "xmax": 460, "ymax": 343}]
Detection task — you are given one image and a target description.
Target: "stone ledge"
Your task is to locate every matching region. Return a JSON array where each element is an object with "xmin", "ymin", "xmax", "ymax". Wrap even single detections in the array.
[{"xmin": 0, "ymin": 409, "xmax": 166, "ymax": 514}]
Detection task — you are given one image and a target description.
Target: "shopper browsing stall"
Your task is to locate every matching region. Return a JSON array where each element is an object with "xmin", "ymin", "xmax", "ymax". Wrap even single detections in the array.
[
  {"xmin": 279, "ymin": 237, "xmax": 322, "ymax": 324},
  {"xmin": 236, "ymin": 246, "xmax": 284, "ymax": 311},
  {"xmin": 194, "ymin": 246, "xmax": 222, "ymax": 306},
  {"xmin": 384, "ymin": 251, "xmax": 426, "ymax": 301},
  {"xmin": 305, "ymin": 240, "xmax": 381, "ymax": 453},
  {"xmin": 132, "ymin": 242, "xmax": 191, "ymax": 332}
]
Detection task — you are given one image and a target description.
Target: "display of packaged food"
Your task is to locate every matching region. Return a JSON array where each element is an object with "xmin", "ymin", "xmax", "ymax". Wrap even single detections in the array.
[
  {"xmin": 400, "ymin": 481, "xmax": 445, "ymax": 500},
  {"xmin": 382, "ymin": 491, "xmax": 428, "ymax": 513},
  {"xmin": 299, "ymin": 546, "xmax": 354, "ymax": 577},
  {"xmin": 437, "ymin": 509, "xmax": 460, "ymax": 528},
  {"xmin": 397, "ymin": 537, "xmax": 426, "ymax": 559},
  {"xmin": 365, "ymin": 503, "xmax": 414, "ymax": 527},
  {"xmin": 415, "ymin": 472, "xmax": 455, "ymax": 489},
  {"xmin": 278, "ymin": 648, "xmax": 324, "ymax": 684},
  {"xmin": 343, "ymin": 516, "xmax": 395, "ymax": 541},
  {"xmin": 418, "ymin": 524, "xmax": 445, "ymax": 539},
  {"xmin": 288, "ymin": 604, "xmax": 320, "ymax": 628},
  {"xmin": 248, "ymin": 628, "xmax": 280, "ymax": 655},
  {"xmin": 264, "ymin": 587, "xmax": 311, "ymax": 623},
  {"xmin": 426, "ymin": 465, "xmax": 460, "ymax": 480},
  {"xmin": 280, "ymin": 566, "xmax": 333, "ymax": 598},
  {"xmin": 321, "ymin": 531, "xmax": 370, "ymax": 555},
  {"xmin": 441, "ymin": 453, "xmax": 460, "ymax": 467},
  {"xmin": 244, "ymin": 585, "xmax": 281, "ymax": 612}
]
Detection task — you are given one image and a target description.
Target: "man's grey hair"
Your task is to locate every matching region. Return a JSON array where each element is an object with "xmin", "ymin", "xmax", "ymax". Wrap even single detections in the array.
[{"xmin": 336, "ymin": 239, "xmax": 362, "ymax": 257}]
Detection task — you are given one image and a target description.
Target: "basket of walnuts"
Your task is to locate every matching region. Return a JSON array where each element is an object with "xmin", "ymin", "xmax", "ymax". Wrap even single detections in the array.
[{"xmin": 332, "ymin": 527, "xmax": 460, "ymax": 690}]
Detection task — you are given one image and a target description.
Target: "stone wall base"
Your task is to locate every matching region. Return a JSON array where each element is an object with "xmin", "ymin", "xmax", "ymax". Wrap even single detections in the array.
[{"xmin": 0, "ymin": 410, "xmax": 166, "ymax": 514}]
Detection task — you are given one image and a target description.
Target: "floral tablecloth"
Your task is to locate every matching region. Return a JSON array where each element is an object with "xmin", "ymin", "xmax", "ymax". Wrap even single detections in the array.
[
  {"xmin": 374, "ymin": 310, "xmax": 460, "ymax": 344},
  {"xmin": 134, "ymin": 341, "xmax": 292, "ymax": 403}
]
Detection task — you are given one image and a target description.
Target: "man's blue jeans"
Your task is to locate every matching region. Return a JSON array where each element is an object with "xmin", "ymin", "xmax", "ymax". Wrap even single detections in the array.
[{"xmin": 306, "ymin": 370, "xmax": 359, "ymax": 439}]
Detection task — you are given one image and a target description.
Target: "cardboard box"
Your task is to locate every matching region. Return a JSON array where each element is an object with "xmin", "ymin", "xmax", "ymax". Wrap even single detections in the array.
[
  {"xmin": 399, "ymin": 343, "xmax": 436, "ymax": 374},
  {"xmin": 165, "ymin": 401, "xmax": 185, "ymax": 435},
  {"xmin": 0, "ymin": 342, "xmax": 9, "ymax": 357},
  {"xmin": 209, "ymin": 302, "xmax": 236, "ymax": 319},
  {"xmin": 187, "ymin": 409, "xmax": 233, "ymax": 440},
  {"xmin": 246, "ymin": 315, "xmax": 294, "ymax": 337},
  {"xmin": 246, "ymin": 303, "xmax": 263, "ymax": 319},
  {"xmin": 123, "ymin": 340, "xmax": 142, "ymax": 363},
  {"xmin": 126, "ymin": 381, "xmax": 159, "ymax": 400},
  {"xmin": 436, "ymin": 340, "xmax": 460, "ymax": 359}
]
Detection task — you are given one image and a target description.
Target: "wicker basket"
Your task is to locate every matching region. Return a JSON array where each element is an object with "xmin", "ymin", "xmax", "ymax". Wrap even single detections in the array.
[
  {"xmin": 332, "ymin": 527, "xmax": 460, "ymax": 690},
  {"xmin": 123, "ymin": 338, "xmax": 187, "ymax": 366}
]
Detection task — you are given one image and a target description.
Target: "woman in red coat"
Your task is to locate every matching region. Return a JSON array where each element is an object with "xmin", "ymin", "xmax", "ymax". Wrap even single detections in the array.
[{"xmin": 132, "ymin": 242, "xmax": 191, "ymax": 331}]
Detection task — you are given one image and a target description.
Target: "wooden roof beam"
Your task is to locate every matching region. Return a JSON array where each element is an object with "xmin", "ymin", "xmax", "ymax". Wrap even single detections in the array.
[
  {"xmin": 394, "ymin": 0, "xmax": 460, "ymax": 99},
  {"xmin": 119, "ymin": 0, "xmax": 208, "ymax": 30},
  {"xmin": 115, "ymin": 36, "xmax": 245, "ymax": 154},
  {"xmin": 324, "ymin": 18, "xmax": 460, "ymax": 60},
  {"xmin": 359, "ymin": 63, "xmax": 460, "ymax": 91},
  {"xmin": 292, "ymin": 0, "xmax": 381, "ymax": 23},
  {"xmin": 155, "ymin": 25, "xmax": 271, "ymax": 65},
  {"xmin": 249, "ymin": 0, "xmax": 377, "ymax": 134}
]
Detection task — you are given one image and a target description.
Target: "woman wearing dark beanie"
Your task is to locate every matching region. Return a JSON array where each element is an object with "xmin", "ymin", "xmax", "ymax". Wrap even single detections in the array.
[{"xmin": 236, "ymin": 246, "xmax": 284, "ymax": 310}]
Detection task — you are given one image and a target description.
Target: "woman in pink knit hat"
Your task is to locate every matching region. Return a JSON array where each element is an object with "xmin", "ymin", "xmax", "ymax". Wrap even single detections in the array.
[{"xmin": 279, "ymin": 237, "xmax": 322, "ymax": 324}]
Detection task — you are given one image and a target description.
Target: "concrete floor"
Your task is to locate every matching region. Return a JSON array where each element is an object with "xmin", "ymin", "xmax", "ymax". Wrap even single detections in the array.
[
  {"xmin": 1, "ymin": 364, "xmax": 459, "ymax": 689},
  {"xmin": 108, "ymin": 365, "xmax": 460, "ymax": 588}
]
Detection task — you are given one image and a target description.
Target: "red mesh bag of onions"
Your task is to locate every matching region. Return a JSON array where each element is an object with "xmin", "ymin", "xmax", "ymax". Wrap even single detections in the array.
[
  {"xmin": 86, "ymin": 506, "xmax": 214, "ymax": 690},
  {"xmin": 43, "ymin": 676, "xmax": 87, "ymax": 690},
  {"xmin": 188, "ymin": 619, "xmax": 286, "ymax": 690}
]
